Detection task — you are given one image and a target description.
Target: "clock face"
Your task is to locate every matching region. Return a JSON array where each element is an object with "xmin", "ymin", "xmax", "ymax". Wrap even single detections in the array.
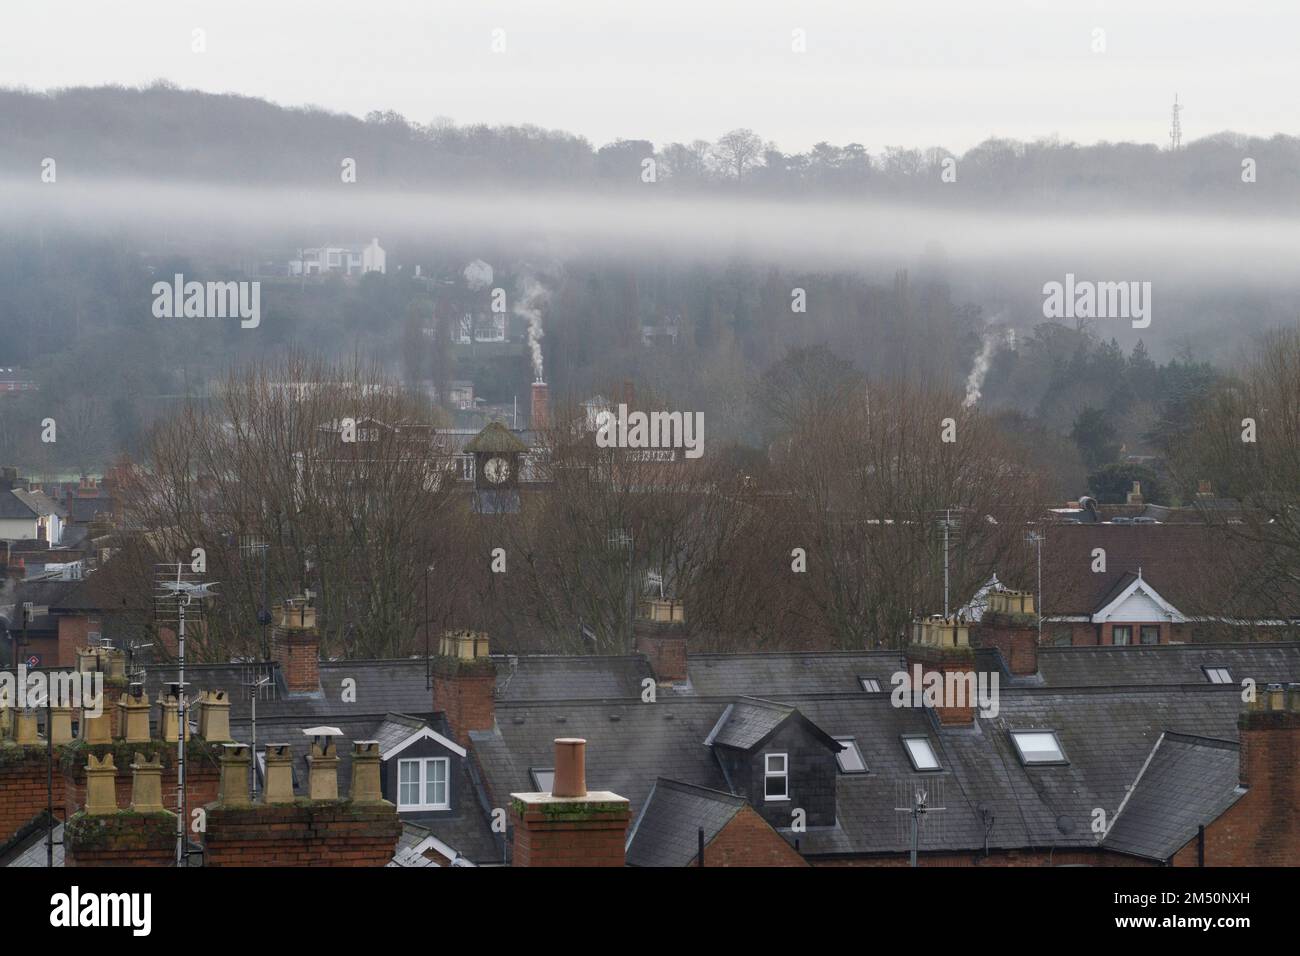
[{"xmin": 484, "ymin": 456, "xmax": 511, "ymax": 484}]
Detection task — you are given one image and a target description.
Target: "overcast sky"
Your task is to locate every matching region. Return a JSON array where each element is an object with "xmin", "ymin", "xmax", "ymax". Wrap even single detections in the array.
[{"xmin": 2, "ymin": 1, "xmax": 1295, "ymax": 153}]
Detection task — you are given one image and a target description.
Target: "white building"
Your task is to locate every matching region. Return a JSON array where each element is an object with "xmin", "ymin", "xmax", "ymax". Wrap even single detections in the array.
[{"xmin": 290, "ymin": 238, "xmax": 386, "ymax": 277}]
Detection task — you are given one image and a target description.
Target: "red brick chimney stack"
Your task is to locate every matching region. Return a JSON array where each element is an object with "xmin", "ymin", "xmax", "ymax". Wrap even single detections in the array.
[
  {"xmin": 510, "ymin": 738, "xmax": 630, "ymax": 866},
  {"xmin": 270, "ymin": 598, "xmax": 320, "ymax": 695},
  {"xmin": 634, "ymin": 597, "xmax": 688, "ymax": 684},
  {"xmin": 431, "ymin": 629, "xmax": 495, "ymax": 747},
  {"xmin": 905, "ymin": 616, "xmax": 977, "ymax": 727},
  {"xmin": 530, "ymin": 380, "xmax": 550, "ymax": 431},
  {"xmin": 971, "ymin": 589, "xmax": 1040, "ymax": 677}
]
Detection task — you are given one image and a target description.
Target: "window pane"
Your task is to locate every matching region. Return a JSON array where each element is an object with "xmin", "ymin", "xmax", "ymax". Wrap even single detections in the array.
[
  {"xmin": 766, "ymin": 754, "xmax": 786, "ymax": 773},
  {"xmin": 1140, "ymin": 626, "xmax": 1160, "ymax": 645},
  {"xmin": 398, "ymin": 761, "xmax": 419, "ymax": 806},
  {"xmin": 764, "ymin": 774, "xmax": 787, "ymax": 798},
  {"xmin": 426, "ymin": 759, "xmax": 447, "ymax": 806},
  {"xmin": 835, "ymin": 738, "xmax": 866, "ymax": 773},
  {"xmin": 904, "ymin": 738, "xmax": 939, "ymax": 770},
  {"xmin": 1112, "ymin": 626, "xmax": 1131, "ymax": 646},
  {"xmin": 1013, "ymin": 731, "xmax": 1064, "ymax": 763}
]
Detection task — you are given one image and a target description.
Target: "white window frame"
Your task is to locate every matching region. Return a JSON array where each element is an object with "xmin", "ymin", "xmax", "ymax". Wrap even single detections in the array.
[
  {"xmin": 1203, "ymin": 666, "xmax": 1232, "ymax": 685},
  {"xmin": 397, "ymin": 757, "xmax": 450, "ymax": 811},
  {"xmin": 859, "ymin": 676, "xmax": 881, "ymax": 693},
  {"xmin": 763, "ymin": 752, "xmax": 789, "ymax": 801}
]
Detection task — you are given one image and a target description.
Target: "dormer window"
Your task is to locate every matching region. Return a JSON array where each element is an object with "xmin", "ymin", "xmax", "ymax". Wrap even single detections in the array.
[
  {"xmin": 834, "ymin": 737, "xmax": 868, "ymax": 774},
  {"xmin": 1203, "ymin": 666, "xmax": 1232, "ymax": 685},
  {"xmin": 764, "ymin": 753, "xmax": 789, "ymax": 800},
  {"xmin": 398, "ymin": 756, "xmax": 449, "ymax": 811},
  {"xmin": 858, "ymin": 676, "xmax": 881, "ymax": 693},
  {"xmin": 902, "ymin": 735, "xmax": 940, "ymax": 771},
  {"xmin": 1010, "ymin": 730, "xmax": 1067, "ymax": 766}
]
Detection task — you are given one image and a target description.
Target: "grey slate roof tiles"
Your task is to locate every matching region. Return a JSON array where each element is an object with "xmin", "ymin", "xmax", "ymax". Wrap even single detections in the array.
[
  {"xmin": 625, "ymin": 778, "xmax": 746, "ymax": 867},
  {"xmin": 1101, "ymin": 733, "xmax": 1243, "ymax": 862}
]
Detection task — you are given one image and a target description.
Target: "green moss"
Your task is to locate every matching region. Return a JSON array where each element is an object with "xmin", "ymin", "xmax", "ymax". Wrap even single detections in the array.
[{"xmin": 64, "ymin": 809, "xmax": 177, "ymax": 850}]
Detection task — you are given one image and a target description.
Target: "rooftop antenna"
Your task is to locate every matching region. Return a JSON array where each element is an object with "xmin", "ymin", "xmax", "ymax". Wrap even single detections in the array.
[
  {"xmin": 894, "ymin": 779, "xmax": 946, "ymax": 867},
  {"xmin": 154, "ymin": 562, "xmax": 218, "ymax": 867},
  {"xmin": 1169, "ymin": 94, "xmax": 1183, "ymax": 151},
  {"xmin": 1025, "ymin": 529, "xmax": 1045, "ymax": 644},
  {"xmin": 935, "ymin": 510, "xmax": 961, "ymax": 618}
]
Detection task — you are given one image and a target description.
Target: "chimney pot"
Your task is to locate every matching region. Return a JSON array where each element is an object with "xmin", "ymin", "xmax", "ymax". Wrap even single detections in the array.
[
  {"xmin": 129, "ymin": 752, "xmax": 166, "ymax": 813},
  {"xmin": 84, "ymin": 753, "xmax": 119, "ymax": 816},
  {"xmin": 552, "ymin": 737, "xmax": 587, "ymax": 797},
  {"xmin": 218, "ymin": 743, "xmax": 252, "ymax": 806},
  {"xmin": 262, "ymin": 744, "xmax": 296, "ymax": 804},
  {"xmin": 307, "ymin": 738, "xmax": 340, "ymax": 801},
  {"xmin": 350, "ymin": 740, "xmax": 384, "ymax": 803}
]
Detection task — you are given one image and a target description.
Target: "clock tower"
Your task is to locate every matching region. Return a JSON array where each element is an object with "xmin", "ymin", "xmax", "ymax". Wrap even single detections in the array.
[{"xmin": 464, "ymin": 420, "xmax": 528, "ymax": 513}]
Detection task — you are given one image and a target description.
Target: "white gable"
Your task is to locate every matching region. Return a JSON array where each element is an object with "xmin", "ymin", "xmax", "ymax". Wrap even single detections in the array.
[{"xmin": 1092, "ymin": 574, "xmax": 1185, "ymax": 624}]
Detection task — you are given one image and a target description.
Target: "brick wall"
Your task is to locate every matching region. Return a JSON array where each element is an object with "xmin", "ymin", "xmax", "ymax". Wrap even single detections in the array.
[
  {"xmin": 271, "ymin": 628, "xmax": 320, "ymax": 694},
  {"xmin": 635, "ymin": 626, "xmax": 688, "ymax": 683},
  {"xmin": 510, "ymin": 796, "xmax": 629, "ymax": 866},
  {"xmin": 0, "ymin": 746, "xmax": 68, "ymax": 844},
  {"xmin": 203, "ymin": 801, "xmax": 401, "ymax": 866},
  {"xmin": 64, "ymin": 812, "xmax": 177, "ymax": 867},
  {"xmin": 973, "ymin": 615, "xmax": 1039, "ymax": 675},
  {"xmin": 432, "ymin": 659, "xmax": 496, "ymax": 747},
  {"xmin": 693, "ymin": 806, "xmax": 808, "ymax": 866}
]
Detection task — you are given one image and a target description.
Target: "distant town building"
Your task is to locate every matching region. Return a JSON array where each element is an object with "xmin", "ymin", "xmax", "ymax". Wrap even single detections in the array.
[
  {"xmin": 289, "ymin": 238, "xmax": 386, "ymax": 276},
  {"xmin": 0, "ymin": 368, "xmax": 38, "ymax": 397}
]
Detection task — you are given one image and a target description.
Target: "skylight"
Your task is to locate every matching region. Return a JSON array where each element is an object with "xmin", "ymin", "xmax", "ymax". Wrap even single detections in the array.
[
  {"xmin": 1203, "ymin": 666, "xmax": 1232, "ymax": 685},
  {"xmin": 530, "ymin": 768, "xmax": 554, "ymax": 793},
  {"xmin": 834, "ymin": 737, "xmax": 867, "ymax": 773},
  {"xmin": 902, "ymin": 735, "xmax": 940, "ymax": 771},
  {"xmin": 1010, "ymin": 731, "xmax": 1067, "ymax": 765},
  {"xmin": 859, "ymin": 676, "xmax": 881, "ymax": 693}
]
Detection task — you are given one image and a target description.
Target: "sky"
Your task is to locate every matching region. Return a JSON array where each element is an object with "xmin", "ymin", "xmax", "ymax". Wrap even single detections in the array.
[{"xmin": 1, "ymin": 1, "xmax": 1296, "ymax": 153}]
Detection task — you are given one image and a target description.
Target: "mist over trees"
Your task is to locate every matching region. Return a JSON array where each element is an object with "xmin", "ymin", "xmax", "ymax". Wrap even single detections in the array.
[{"xmin": 3, "ymin": 84, "xmax": 1300, "ymax": 209}]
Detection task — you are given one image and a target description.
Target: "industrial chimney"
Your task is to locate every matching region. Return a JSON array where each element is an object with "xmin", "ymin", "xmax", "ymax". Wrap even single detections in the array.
[{"xmin": 530, "ymin": 380, "xmax": 549, "ymax": 431}]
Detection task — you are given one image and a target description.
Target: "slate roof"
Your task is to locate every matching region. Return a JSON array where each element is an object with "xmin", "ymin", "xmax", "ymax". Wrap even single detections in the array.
[
  {"xmin": 685, "ymin": 650, "xmax": 905, "ymax": 697},
  {"xmin": 1035, "ymin": 642, "xmax": 1300, "ymax": 688},
  {"xmin": 372, "ymin": 713, "xmax": 428, "ymax": 756},
  {"xmin": 470, "ymin": 684, "xmax": 1249, "ymax": 860},
  {"xmin": 144, "ymin": 658, "xmax": 434, "ymax": 723},
  {"xmin": 625, "ymin": 778, "xmax": 746, "ymax": 866},
  {"xmin": 2, "ymin": 823, "xmax": 64, "ymax": 867},
  {"xmin": 13, "ymin": 489, "xmax": 65, "ymax": 519},
  {"xmin": 471, "ymin": 698, "xmax": 731, "ymax": 816},
  {"xmin": 1101, "ymin": 733, "xmax": 1243, "ymax": 862},
  {"xmin": 0, "ymin": 491, "xmax": 40, "ymax": 520},
  {"xmin": 705, "ymin": 698, "xmax": 795, "ymax": 750},
  {"xmin": 494, "ymin": 655, "xmax": 654, "ymax": 701}
]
